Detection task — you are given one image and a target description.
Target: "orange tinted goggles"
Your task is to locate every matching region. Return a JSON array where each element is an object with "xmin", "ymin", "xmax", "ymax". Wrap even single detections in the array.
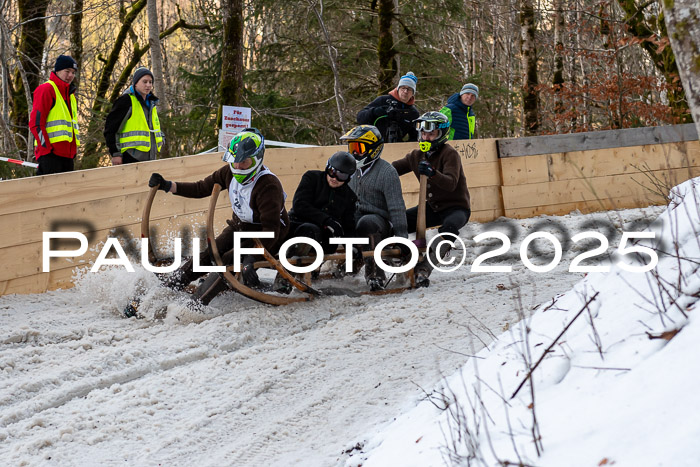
[{"xmin": 347, "ymin": 141, "xmax": 366, "ymax": 155}]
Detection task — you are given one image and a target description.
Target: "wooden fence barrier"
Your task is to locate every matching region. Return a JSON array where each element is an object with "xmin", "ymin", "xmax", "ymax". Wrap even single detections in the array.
[{"xmin": 0, "ymin": 124, "xmax": 697, "ymax": 296}]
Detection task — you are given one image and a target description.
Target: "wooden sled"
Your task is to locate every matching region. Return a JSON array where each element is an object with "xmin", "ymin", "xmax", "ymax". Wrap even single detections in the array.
[
  {"xmin": 206, "ymin": 184, "xmax": 425, "ymax": 304},
  {"xmin": 139, "ymin": 183, "xmax": 427, "ymax": 307}
]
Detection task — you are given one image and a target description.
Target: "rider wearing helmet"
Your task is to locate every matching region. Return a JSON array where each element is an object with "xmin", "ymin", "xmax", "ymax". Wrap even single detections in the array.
[
  {"xmin": 288, "ymin": 150, "xmax": 358, "ymax": 255},
  {"xmin": 270, "ymin": 151, "xmax": 359, "ymax": 294},
  {"xmin": 392, "ymin": 111, "xmax": 471, "ymax": 286},
  {"xmin": 145, "ymin": 127, "xmax": 289, "ymax": 304},
  {"xmin": 340, "ymin": 125, "xmax": 408, "ymax": 291}
]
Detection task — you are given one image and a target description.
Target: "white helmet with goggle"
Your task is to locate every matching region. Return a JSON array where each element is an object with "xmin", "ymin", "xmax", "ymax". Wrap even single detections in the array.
[
  {"xmin": 223, "ymin": 128, "xmax": 265, "ymax": 185},
  {"xmin": 415, "ymin": 111, "xmax": 450, "ymax": 153}
]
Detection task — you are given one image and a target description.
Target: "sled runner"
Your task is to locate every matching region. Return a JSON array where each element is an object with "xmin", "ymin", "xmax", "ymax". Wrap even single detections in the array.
[{"xmin": 126, "ymin": 180, "xmax": 428, "ymax": 316}]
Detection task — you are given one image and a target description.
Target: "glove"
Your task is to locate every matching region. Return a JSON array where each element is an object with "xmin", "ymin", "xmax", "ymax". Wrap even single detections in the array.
[
  {"xmin": 149, "ymin": 173, "xmax": 172, "ymax": 192},
  {"xmin": 412, "ymin": 238, "xmax": 427, "ymax": 249},
  {"xmin": 240, "ymin": 255, "xmax": 260, "ymax": 287},
  {"xmin": 418, "ymin": 160, "xmax": 436, "ymax": 178},
  {"xmin": 323, "ymin": 218, "xmax": 344, "ymax": 237}
]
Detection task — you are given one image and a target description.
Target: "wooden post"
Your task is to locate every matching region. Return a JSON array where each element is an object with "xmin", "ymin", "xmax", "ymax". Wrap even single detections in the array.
[{"xmin": 416, "ymin": 174, "xmax": 427, "ymax": 241}]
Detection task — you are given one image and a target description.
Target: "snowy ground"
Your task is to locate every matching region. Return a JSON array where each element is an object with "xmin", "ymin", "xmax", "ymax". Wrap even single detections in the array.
[
  {"xmin": 359, "ymin": 179, "xmax": 700, "ymax": 467},
  {"xmin": 0, "ymin": 202, "xmax": 672, "ymax": 466}
]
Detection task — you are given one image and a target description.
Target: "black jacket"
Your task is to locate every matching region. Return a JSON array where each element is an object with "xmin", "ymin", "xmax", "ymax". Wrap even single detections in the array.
[
  {"xmin": 289, "ymin": 170, "xmax": 357, "ymax": 234},
  {"xmin": 104, "ymin": 86, "xmax": 160, "ymax": 161},
  {"xmin": 356, "ymin": 94, "xmax": 419, "ymax": 143}
]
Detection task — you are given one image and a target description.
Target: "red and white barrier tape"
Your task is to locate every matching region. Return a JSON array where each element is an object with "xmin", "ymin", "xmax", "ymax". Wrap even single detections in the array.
[{"xmin": 0, "ymin": 157, "xmax": 38, "ymax": 169}]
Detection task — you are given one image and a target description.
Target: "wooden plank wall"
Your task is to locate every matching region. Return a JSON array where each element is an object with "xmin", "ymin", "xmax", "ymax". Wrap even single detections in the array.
[
  {"xmin": 0, "ymin": 138, "xmax": 500, "ymax": 295},
  {"xmin": 498, "ymin": 124, "xmax": 700, "ymax": 218},
  {"xmin": 2, "ymin": 124, "xmax": 698, "ymax": 296}
]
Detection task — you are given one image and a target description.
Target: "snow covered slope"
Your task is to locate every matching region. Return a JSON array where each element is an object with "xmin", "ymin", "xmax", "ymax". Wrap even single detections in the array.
[
  {"xmin": 358, "ymin": 179, "xmax": 700, "ymax": 466},
  {"xmin": 0, "ymin": 202, "xmax": 668, "ymax": 466}
]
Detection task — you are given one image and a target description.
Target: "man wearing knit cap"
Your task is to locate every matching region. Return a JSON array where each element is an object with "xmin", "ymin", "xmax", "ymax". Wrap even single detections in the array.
[
  {"xmin": 29, "ymin": 55, "xmax": 80, "ymax": 175},
  {"xmin": 440, "ymin": 83, "xmax": 479, "ymax": 140},
  {"xmin": 104, "ymin": 66, "xmax": 164, "ymax": 164},
  {"xmin": 357, "ymin": 71, "xmax": 420, "ymax": 143}
]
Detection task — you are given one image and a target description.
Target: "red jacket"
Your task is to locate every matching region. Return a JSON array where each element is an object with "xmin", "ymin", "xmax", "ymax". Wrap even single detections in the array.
[{"xmin": 29, "ymin": 72, "xmax": 78, "ymax": 159}]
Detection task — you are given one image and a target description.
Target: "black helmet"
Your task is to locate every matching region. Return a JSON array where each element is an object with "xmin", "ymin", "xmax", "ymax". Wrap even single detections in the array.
[
  {"xmin": 415, "ymin": 111, "xmax": 450, "ymax": 153},
  {"xmin": 339, "ymin": 125, "xmax": 384, "ymax": 169},
  {"xmin": 326, "ymin": 151, "xmax": 357, "ymax": 182}
]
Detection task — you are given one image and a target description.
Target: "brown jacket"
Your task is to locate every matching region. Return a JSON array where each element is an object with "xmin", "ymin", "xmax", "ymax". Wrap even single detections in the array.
[
  {"xmin": 392, "ymin": 144, "xmax": 471, "ymax": 212},
  {"xmin": 175, "ymin": 165, "xmax": 289, "ymax": 253}
]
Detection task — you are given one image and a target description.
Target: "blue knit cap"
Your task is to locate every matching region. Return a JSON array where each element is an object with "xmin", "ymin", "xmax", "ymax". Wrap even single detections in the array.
[
  {"xmin": 397, "ymin": 71, "xmax": 417, "ymax": 94},
  {"xmin": 460, "ymin": 83, "xmax": 479, "ymax": 98}
]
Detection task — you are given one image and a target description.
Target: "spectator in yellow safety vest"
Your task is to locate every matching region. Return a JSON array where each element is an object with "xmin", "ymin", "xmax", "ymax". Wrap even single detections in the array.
[
  {"xmin": 104, "ymin": 67, "xmax": 164, "ymax": 165},
  {"xmin": 29, "ymin": 55, "xmax": 80, "ymax": 175}
]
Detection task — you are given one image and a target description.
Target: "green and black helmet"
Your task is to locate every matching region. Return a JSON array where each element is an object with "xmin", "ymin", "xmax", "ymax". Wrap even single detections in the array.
[{"xmin": 223, "ymin": 128, "xmax": 265, "ymax": 184}]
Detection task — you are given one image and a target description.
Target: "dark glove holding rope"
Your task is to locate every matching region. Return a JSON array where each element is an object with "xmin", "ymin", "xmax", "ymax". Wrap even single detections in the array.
[
  {"xmin": 323, "ymin": 218, "xmax": 344, "ymax": 237},
  {"xmin": 418, "ymin": 160, "xmax": 436, "ymax": 177},
  {"xmin": 149, "ymin": 173, "xmax": 172, "ymax": 192}
]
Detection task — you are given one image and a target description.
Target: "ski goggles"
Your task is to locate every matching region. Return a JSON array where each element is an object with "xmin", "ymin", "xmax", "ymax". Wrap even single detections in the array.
[
  {"xmin": 347, "ymin": 141, "xmax": 366, "ymax": 156},
  {"xmin": 326, "ymin": 166, "xmax": 351, "ymax": 182},
  {"xmin": 415, "ymin": 120, "xmax": 447, "ymax": 133},
  {"xmin": 221, "ymin": 150, "xmax": 257, "ymax": 174}
]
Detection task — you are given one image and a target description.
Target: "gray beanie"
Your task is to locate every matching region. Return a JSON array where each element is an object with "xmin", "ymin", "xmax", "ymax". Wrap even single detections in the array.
[
  {"xmin": 460, "ymin": 83, "xmax": 479, "ymax": 98},
  {"xmin": 397, "ymin": 71, "xmax": 417, "ymax": 93},
  {"xmin": 132, "ymin": 67, "xmax": 154, "ymax": 86}
]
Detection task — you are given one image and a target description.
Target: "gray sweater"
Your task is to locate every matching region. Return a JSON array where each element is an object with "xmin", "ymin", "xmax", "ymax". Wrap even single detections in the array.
[{"xmin": 349, "ymin": 158, "xmax": 408, "ymax": 238}]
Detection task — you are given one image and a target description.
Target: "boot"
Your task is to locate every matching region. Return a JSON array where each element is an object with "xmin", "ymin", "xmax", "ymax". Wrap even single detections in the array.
[
  {"xmin": 272, "ymin": 273, "xmax": 293, "ymax": 295},
  {"xmin": 364, "ymin": 256, "xmax": 386, "ymax": 291},
  {"xmin": 332, "ymin": 247, "xmax": 363, "ymax": 279},
  {"xmin": 414, "ymin": 242, "xmax": 452, "ymax": 288},
  {"xmin": 192, "ymin": 272, "xmax": 229, "ymax": 306}
]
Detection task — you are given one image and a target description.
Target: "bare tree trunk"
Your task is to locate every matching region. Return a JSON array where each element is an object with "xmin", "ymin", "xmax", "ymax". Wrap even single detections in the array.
[
  {"xmin": 377, "ymin": 0, "xmax": 397, "ymax": 93},
  {"xmin": 217, "ymin": 0, "xmax": 244, "ymax": 125},
  {"xmin": 11, "ymin": 0, "xmax": 50, "ymax": 133},
  {"xmin": 617, "ymin": 0, "xmax": 690, "ymax": 123},
  {"xmin": 393, "ymin": 0, "xmax": 400, "ymax": 76},
  {"xmin": 520, "ymin": 0, "xmax": 539, "ymax": 135},
  {"xmin": 80, "ymin": 0, "xmax": 147, "ymax": 169},
  {"xmin": 575, "ymin": 0, "xmax": 589, "ymax": 129},
  {"xmin": 147, "ymin": 0, "xmax": 168, "ymax": 111},
  {"xmin": 663, "ymin": 0, "xmax": 700, "ymax": 136},
  {"xmin": 70, "ymin": 0, "xmax": 84, "ymax": 91},
  {"xmin": 307, "ymin": 0, "xmax": 346, "ymax": 132},
  {"xmin": 553, "ymin": 0, "xmax": 564, "ymax": 132}
]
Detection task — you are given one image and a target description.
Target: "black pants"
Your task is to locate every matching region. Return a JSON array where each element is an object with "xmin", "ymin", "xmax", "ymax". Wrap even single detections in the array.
[
  {"xmin": 406, "ymin": 204, "xmax": 471, "ymax": 236},
  {"xmin": 36, "ymin": 153, "xmax": 74, "ymax": 176},
  {"xmin": 163, "ymin": 223, "xmax": 240, "ymax": 304},
  {"xmin": 354, "ymin": 214, "xmax": 393, "ymax": 280},
  {"xmin": 289, "ymin": 222, "xmax": 339, "ymax": 254},
  {"xmin": 119, "ymin": 152, "xmax": 141, "ymax": 164}
]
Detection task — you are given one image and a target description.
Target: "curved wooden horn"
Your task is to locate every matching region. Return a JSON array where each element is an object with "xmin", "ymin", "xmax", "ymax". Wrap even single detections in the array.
[{"xmin": 206, "ymin": 184, "xmax": 308, "ymax": 305}]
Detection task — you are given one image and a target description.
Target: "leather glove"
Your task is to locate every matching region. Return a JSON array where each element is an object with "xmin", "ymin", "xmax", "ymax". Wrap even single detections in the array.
[
  {"xmin": 418, "ymin": 160, "xmax": 436, "ymax": 178},
  {"xmin": 241, "ymin": 254, "xmax": 260, "ymax": 287},
  {"xmin": 149, "ymin": 173, "xmax": 172, "ymax": 192},
  {"xmin": 323, "ymin": 218, "xmax": 344, "ymax": 237}
]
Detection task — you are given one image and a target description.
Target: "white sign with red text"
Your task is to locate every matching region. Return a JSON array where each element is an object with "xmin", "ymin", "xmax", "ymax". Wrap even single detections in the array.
[{"xmin": 219, "ymin": 105, "xmax": 251, "ymax": 150}]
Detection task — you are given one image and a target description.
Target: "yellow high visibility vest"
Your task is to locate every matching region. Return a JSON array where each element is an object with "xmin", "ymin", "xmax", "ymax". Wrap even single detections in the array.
[
  {"xmin": 39, "ymin": 80, "xmax": 80, "ymax": 146},
  {"xmin": 116, "ymin": 94, "xmax": 163, "ymax": 154}
]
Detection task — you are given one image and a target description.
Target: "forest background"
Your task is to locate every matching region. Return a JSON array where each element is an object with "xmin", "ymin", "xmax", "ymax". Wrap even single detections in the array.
[{"xmin": 0, "ymin": 0, "xmax": 696, "ymax": 180}]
